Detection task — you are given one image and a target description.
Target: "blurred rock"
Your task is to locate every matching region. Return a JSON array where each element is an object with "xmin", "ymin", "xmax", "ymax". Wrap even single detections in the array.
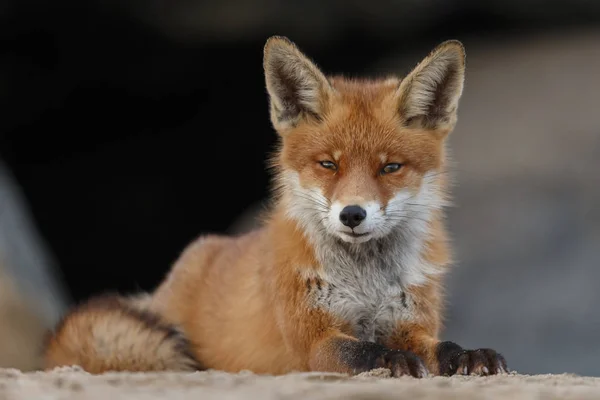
[
  {"xmin": 0, "ymin": 270, "xmax": 46, "ymax": 371},
  {"xmin": 0, "ymin": 160, "xmax": 69, "ymax": 370}
]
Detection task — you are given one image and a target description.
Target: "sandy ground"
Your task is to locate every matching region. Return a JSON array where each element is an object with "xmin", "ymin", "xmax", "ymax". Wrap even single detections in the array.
[{"xmin": 1, "ymin": 368, "xmax": 600, "ymax": 400}]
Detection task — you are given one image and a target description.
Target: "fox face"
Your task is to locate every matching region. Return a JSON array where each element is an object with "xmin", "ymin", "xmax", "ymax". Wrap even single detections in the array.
[{"xmin": 264, "ymin": 37, "xmax": 465, "ymax": 245}]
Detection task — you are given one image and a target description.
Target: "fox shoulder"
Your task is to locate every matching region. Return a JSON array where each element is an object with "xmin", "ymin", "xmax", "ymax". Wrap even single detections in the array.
[{"xmin": 43, "ymin": 294, "xmax": 201, "ymax": 374}]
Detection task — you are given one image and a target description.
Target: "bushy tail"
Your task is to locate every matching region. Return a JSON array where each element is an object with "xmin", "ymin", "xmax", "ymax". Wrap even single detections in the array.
[{"xmin": 43, "ymin": 294, "xmax": 201, "ymax": 374}]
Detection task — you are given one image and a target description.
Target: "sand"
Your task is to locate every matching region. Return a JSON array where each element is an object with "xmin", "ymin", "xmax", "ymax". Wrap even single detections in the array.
[{"xmin": 1, "ymin": 367, "xmax": 599, "ymax": 400}]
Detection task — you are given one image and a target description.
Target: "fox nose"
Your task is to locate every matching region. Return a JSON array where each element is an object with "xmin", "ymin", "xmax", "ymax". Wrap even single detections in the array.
[{"xmin": 339, "ymin": 205, "xmax": 367, "ymax": 229}]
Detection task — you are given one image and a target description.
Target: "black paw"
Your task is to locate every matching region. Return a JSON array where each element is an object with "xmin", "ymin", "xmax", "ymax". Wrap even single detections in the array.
[
  {"xmin": 384, "ymin": 349, "xmax": 429, "ymax": 378},
  {"xmin": 437, "ymin": 341, "xmax": 508, "ymax": 376},
  {"xmin": 338, "ymin": 340, "xmax": 429, "ymax": 378}
]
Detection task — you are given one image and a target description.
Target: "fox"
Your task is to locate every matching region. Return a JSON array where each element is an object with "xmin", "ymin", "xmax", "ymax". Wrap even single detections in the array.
[{"xmin": 43, "ymin": 36, "xmax": 508, "ymax": 378}]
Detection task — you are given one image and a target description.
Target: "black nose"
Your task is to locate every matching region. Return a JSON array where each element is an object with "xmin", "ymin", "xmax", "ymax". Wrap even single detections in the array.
[{"xmin": 339, "ymin": 205, "xmax": 367, "ymax": 228}]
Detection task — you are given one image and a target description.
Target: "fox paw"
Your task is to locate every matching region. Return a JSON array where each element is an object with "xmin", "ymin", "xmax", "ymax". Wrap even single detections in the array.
[
  {"xmin": 339, "ymin": 341, "xmax": 429, "ymax": 378},
  {"xmin": 437, "ymin": 341, "xmax": 508, "ymax": 376},
  {"xmin": 383, "ymin": 349, "xmax": 429, "ymax": 378}
]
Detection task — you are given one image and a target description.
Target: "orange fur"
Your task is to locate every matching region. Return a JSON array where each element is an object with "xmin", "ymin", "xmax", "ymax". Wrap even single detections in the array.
[{"xmin": 44, "ymin": 36, "xmax": 508, "ymax": 377}]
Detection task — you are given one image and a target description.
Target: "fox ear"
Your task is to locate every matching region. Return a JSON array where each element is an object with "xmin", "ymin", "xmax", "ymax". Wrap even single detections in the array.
[
  {"xmin": 397, "ymin": 40, "xmax": 466, "ymax": 132},
  {"xmin": 263, "ymin": 36, "xmax": 332, "ymax": 133}
]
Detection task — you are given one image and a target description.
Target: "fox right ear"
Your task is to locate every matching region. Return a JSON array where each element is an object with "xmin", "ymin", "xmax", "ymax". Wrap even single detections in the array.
[
  {"xmin": 396, "ymin": 40, "xmax": 466, "ymax": 132},
  {"xmin": 263, "ymin": 36, "xmax": 332, "ymax": 133}
]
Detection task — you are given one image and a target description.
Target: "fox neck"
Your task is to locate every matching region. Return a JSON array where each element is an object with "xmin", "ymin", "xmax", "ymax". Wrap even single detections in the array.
[
  {"xmin": 317, "ymin": 225, "xmax": 441, "ymax": 288},
  {"xmin": 273, "ymin": 171, "xmax": 448, "ymax": 288}
]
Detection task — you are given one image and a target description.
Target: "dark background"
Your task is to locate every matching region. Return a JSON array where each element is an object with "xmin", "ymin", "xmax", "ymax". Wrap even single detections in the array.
[{"xmin": 0, "ymin": 0, "xmax": 599, "ymax": 375}]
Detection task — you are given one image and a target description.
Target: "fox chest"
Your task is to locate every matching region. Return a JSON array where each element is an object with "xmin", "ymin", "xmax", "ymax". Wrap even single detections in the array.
[{"xmin": 305, "ymin": 271, "xmax": 411, "ymax": 343}]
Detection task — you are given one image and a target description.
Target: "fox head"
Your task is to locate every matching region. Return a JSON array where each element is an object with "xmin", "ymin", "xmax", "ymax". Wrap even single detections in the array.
[{"xmin": 264, "ymin": 36, "xmax": 465, "ymax": 245}]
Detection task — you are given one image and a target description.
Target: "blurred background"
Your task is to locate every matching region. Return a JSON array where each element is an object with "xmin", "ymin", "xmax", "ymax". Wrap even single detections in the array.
[{"xmin": 0, "ymin": 0, "xmax": 599, "ymax": 376}]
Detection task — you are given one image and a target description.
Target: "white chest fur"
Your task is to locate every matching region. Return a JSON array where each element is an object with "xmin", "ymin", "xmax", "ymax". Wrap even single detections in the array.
[
  {"xmin": 305, "ymin": 239, "xmax": 425, "ymax": 343},
  {"xmin": 323, "ymin": 271, "xmax": 409, "ymax": 343}
]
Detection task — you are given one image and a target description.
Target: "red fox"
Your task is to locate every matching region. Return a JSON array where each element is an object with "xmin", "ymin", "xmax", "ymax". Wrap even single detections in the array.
[{"xmin": 44, "ymin": 36, "xmax": 508, "ymax": 377}]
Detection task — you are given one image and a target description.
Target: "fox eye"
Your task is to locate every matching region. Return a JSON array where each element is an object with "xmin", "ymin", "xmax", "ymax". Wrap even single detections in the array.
[
  {"xmin": 319, "ymin": 160, "xmax": 338, "ymax": 171},
  {"xmin": 381, "ymin": 163, "xmax": 403, "ymax": 175}
]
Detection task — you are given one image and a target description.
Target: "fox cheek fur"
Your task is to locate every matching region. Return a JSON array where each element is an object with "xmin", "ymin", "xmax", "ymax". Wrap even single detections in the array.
[{"xmin": 282, "ymin": 172, "xmax": 446, "ymax": 246}]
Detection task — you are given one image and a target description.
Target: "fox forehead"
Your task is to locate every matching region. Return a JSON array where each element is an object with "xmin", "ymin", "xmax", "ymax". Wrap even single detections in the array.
[
  {"xmin": 281, "ymin": 77, "xmax": 445, "ymax": 174},
  {"xmin": 328, "ymin": 76, "xmax": 401, "ymax": 105}
]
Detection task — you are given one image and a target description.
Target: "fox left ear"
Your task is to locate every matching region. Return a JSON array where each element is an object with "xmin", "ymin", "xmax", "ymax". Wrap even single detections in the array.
[
  {"xmin": 397, "ymin": 40, "xmax": 466, "ymax": 132},
  {"xmin": 263, "ymin": 36, "xmax": 332, "ymax": 134}
]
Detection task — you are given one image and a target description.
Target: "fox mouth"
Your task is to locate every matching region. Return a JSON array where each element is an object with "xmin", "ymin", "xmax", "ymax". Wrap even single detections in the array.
[{"xmin": 340, "ymin": 231, "xmax": 371, "ymax": 238}]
